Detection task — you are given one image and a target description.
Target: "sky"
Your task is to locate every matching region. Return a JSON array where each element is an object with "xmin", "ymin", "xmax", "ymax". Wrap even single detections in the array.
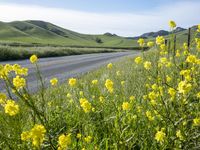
[{"xmin": 0, "ymin": 0, "xmax": 200, "ymax": 36}]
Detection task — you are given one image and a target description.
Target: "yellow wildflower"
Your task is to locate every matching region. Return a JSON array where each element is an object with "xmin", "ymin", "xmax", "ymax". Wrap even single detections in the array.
[
  {"xmin": 4, "ymin": 100, "xmax": 19, "ymax": 116},
  {"xmin": 99, "ymin": 96, "xmax": 104, "ymax": 103},
  {"xmin": 77, "ymin": 133, "xmax": 82, "ymax": 139},
  {"xmin": 91, "ymin": 79, "xmax": 98, "ymax": 85},
  {"xmin": 155, "ymin": 130, "xmax": 166, "ymax": 143},
  {"xmin": 68, "ymin": 78, "xmax": 76, "ymax": 87},
  {"xmin": 176, "ymin": 130, "xmax": 184, "ymax": 140},
  {"xmin": 129, "ymin": 96, "xmax": 135, "ymax": 101},
  {"xmin": 168, "ymin": 88, "xmax": 176, "ymax": 97},
  {"xmin": 193, "ymin": 118, "xmax": 200, "ymax": 126},
  {"xmin": 196, "ymin": 92, "xmax": 200, "ymax": 98},
  {"xmin": 84, "ymin": 136, "xmax": 92, "ymax": 143},
  {"xmin": 58, "ymin": 134, "xmax": 71, "ymax": 150},
  {"xmin": 121, "ymin": 81, "xmax": 125, "ymax": 86},
  {"xmin": 30, "ymin": 55, "xmax": 38, "ymax": 64},
  {"xmin": 21, "ymin": 131, "xmax": 31, "ymax": 141},
  {"xmin": 107, "ymin": 63, "xmax": 113, "ymax": 69},
  {"xmin": 137, "ymin": 38, "xmax": 145, "ymax": 47},
  {"xmin": 30, "ymin": 124, "xmax": 46, "ymax": 147},
  {"xmin": 134, "ymin": 56, "xmax": 143, "ymax": 64},
  {"xmin": 147, "ymin": 41, "xmax": 154, "ymax": 47},
  {"xmin": 156, "ymin": 36, "xmax": 165, "ymax": 45},
  {"xmin": 13, "ymin": 76, "xmax": 26, "ymax": 89},
  {"xmin": 122, "ymin": 102, "xmax": 131, "ymax": 111},
  {"xmin": 144, "ymin": 61, "xmax": 152, "ymax": 70},
  {"xmin": 146, "ymin": 111, "xmax": 154, "ymax": 121},
  {"xmin": 160, "ymin": 44, "xmax": 166, "ymax": 50},
  {"xmin": 178, "ymin": 81, "xmax": 192, "ymax": 95},
  {"xmin": 169, "ymin": 20, "xmax": 176, "ymax": 29},
  {"xmin": 50, "ymin": 78, "xmax": 58, "ymax": 86},
  {"xmin": 80, "ymin": 98, "xmax": 92, "ymax": 113},
  {"xmin": 186, "ymin": 55, "xmax": 197, "ymax": 63},
  {"xmin": 166, "ymin": 75, "xmax": 172, "ymax": 83},
  {"xmin": 105, "ymin": 79, "xmax": 114, "ymax": 93}
]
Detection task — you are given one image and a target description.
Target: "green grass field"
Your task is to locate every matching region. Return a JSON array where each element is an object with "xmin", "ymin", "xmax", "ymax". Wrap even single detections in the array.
[
  {"xmin": 0, "ymin": 46, "xmax": 126, "ymax": 61},
  {"xmin": 0, "ymin": 22, "xmax": 200, "ymax": 149},
  {"xmin": 0, "ymin": 21, "xmax": 138, "ymax": 48}
]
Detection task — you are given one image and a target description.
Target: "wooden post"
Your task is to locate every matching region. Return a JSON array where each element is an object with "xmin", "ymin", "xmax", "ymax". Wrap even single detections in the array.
[
  {"xmin": 173, "ymin": 35, "xmax": 176, "ymax": 56},
  {"xmin": 187, "ymin": 28, "xmax": 191, "ymax": 50}
]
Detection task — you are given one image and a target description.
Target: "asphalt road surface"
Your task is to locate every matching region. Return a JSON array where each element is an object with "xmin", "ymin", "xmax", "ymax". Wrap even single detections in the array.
[{"xmin": 0, "ymin": 51, "xmax": 140, "ymax": 93}]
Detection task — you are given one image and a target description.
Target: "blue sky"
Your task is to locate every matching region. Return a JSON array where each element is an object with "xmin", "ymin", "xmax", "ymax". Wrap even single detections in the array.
[
  {"xmin": 0, "ymin": 0, "xmax": 200, "ymax": 36},
  {"xmin": 0, "ymin": 0, "xmax": 194, "ymax": 12}
]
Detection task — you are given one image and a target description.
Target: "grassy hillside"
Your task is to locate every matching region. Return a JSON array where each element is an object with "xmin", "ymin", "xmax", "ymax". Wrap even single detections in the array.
[
  {"xmin": 0, "ymin": 20, "xmax": 138, "ymax": 48},
  {"xmin": 1, "ymin": 20, "xmax": 196, "ymax": 48}
]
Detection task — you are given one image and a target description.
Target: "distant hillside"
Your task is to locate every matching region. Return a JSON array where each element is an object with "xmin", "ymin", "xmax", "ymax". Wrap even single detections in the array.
[
  {"xmin": 0, "ymin": 20, "xmax": 138, "ymax": 48},
  {"xmin": 139, "ymin": 27, "xmax": 186, "ymax": 38},
  {"xmin": 0, "ymin": 20, "xmax": 198, "ymax": 48}
]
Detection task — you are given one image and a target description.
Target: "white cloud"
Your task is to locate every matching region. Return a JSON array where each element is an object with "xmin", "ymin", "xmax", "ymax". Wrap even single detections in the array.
[{"xmin": 0, "ymin": 1, "xmax": 199, "ymax": 36}]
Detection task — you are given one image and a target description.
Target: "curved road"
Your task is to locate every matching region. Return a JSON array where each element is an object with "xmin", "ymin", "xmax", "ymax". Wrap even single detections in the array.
[{"xmin": 0, "ymin": 51, "xmax": 140, "ymax": 93}]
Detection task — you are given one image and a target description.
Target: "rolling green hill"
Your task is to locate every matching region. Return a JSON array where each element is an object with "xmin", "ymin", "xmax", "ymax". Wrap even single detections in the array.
[
  {"xmin": 0, "ymin": 20, "xmax": 198, "ymax": 48},
  {"xmin": 0, "ymin": 20, "xmax": 137, "ymax": 47}
]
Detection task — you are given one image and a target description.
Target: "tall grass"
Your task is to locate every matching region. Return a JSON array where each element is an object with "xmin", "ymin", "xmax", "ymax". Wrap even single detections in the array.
[
  {"xmin": 0, "ymin": 21, "xmax": 200, "ymax": 150},
  {"xmin": 0, "ymin": 46, "xmax": 120, "ymax": 61}
]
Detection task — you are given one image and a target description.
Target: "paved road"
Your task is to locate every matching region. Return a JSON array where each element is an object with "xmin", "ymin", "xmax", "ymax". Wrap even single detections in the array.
[{"xmin": 0, "ymin": 51, "xmax": 140, "ymax": 93}]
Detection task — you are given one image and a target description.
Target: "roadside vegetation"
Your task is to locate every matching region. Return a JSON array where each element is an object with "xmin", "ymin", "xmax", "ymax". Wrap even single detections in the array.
[
  {"xmin": 0, "ymin": 46, "xmax": 122, "ymax": 61},
  {"xmin": 0, "ymin": 21, "xmax": 199, "ymax": 149}
]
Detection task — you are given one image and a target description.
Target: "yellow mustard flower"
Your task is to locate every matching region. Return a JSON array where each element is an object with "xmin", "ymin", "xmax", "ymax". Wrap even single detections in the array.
[
  {"xmin": 50, "ymin": 78, "xmax": 58, "ymax": 86},
  {"xmin": 80, "ymin": 98, "xmax": 92, "ymax": 113},
  {"xmin": 156, "ymin": 36, "xmax": 165, "ymax": 45},
  {"xmin": 144, "ymin": 61, "xmax": 152, "ymax": 70},
  {"xmin": 193, "ymin": 118, "xmax": 200, "ymax": 126},
  {"xmin": 134, "ymin": 56, "xmax": 143, "ymax": 64},
  {"xmin": 4, "ymin": 100, "xmax": 19, "ymax": 116},
  {"xmin": 91, "ymin": 79, "xmax": 98, "ymax": 85},
  {"xmin": 166, "ymin": 75, "xmax": 172, "ymax": 83},
  {"xmin": 121, "ymin": 81, "xmax": 125, "ymax": 86},
  {"xmin": 13, "ymin": 75, "xmax": 26, "ymax": 89},
  {"xmin": 21, "ymin": 131, "xmax": 31, "ymax": 141},
  {"xmin": 169, "ymin": 20, "xmax": 176, "ymax": 29},
  {"xmin": 129, "ymin": 96, "xmax": 135, "ymax": 101},
  {"xmin": 137, "ymin": 38, "xmax": 145, "ymax": 47},
  {"xmin": 155, "ymin": 130, "xmax": 166, "ymax": 143},
  {"xmin": 178, "ymin": 81, "xmax": 192, "ymax": 95},
  {"xmin": 105, "ymin": 79, "xmax": 114, "ymax": 93},
  {"xmin": 99, "ymin": 96, "xmax": 104, "ymax": 103},
  {"xmin": 146, "ymin": 111, "xmax": 154, "ymax": 121},
  {"xmin": 176, "ymin": 130, "xmax": 184, "ymax": 140},
  {"xmin": 84, "ymin": 136, "xmax": 92, "ymax": 143},
  {"xmin": 168, "ymin": 88, "xmax": 176, "ymax": 97},
  {"xmin": 58, "ymin": 134, "xmax": 71, "ymax": 150},
  {"xmin": 107, "ymin": 63, "xmax": 113, "ymax": 69},
  {"xmin": 186, "ymin": 55, "xmax": 197, "ymax": 63},
  {"xmin": 30, "ymin": 55, "xmax": 38, "ymax": 64},
  {"xmin": 68, "ymin": 78, "xmax": 77, "ymax": 87},
  {"xmin": 77, "ymin": 133, "xmax": 82, "ymax": 139},
  {"xmin": 30, "ymin": 124, "xmax": 46, "ymax": 148},
  {"xmin": 147, "ymin": 41, "xmax": 154, "ymax": 47},
  {"xmin": 122, "ymin": 102, "xmax": 131, "ymax": 111}
]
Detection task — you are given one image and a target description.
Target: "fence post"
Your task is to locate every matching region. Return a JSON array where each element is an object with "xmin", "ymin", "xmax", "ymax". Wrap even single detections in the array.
[
  {"xmin": 173, "ymin": 35, "xmax": 176, "ymax": 56},
  {"xmin": 187, "ymin": 27, "xmax": 191, "ymax": 50}
]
